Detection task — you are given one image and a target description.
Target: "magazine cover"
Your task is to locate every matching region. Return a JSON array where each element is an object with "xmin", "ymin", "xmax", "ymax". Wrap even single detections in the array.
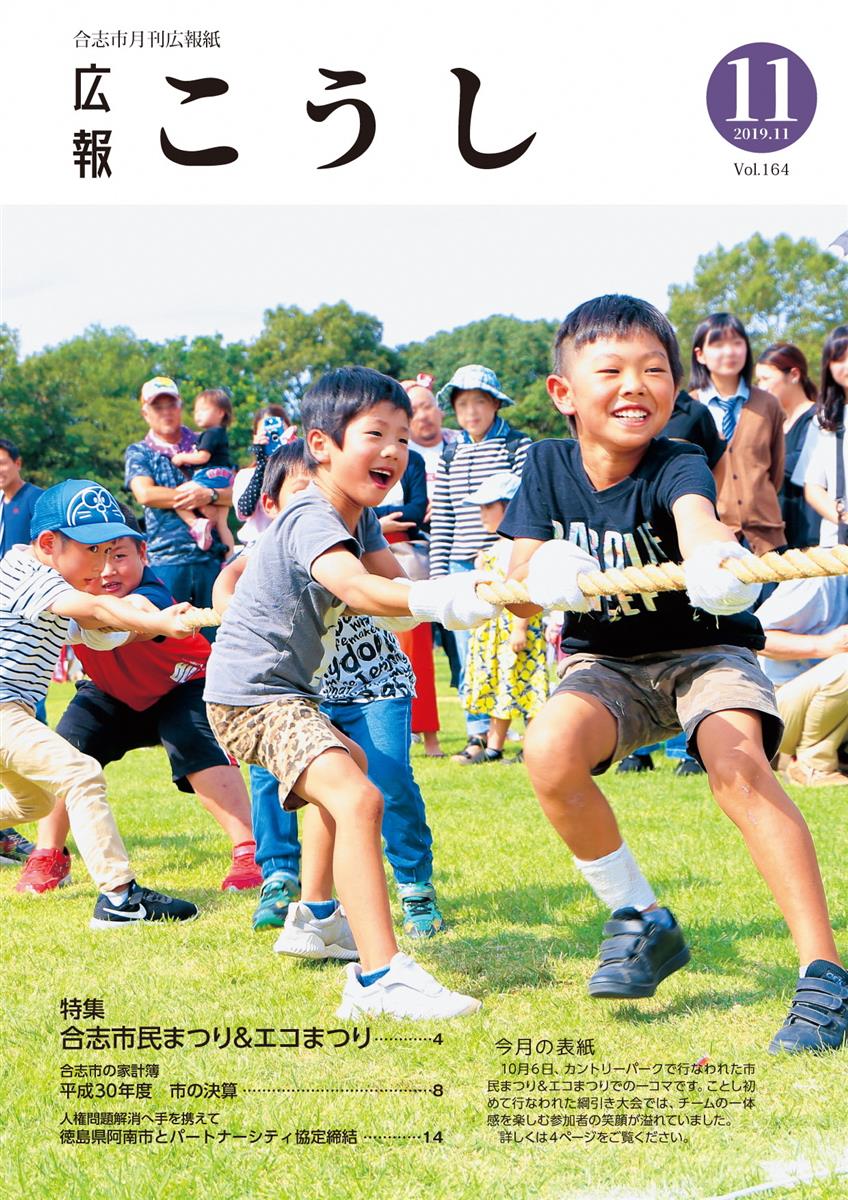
[{"xmin": 2, "ymin": 3, "xmax": 847, "ymax": 1198}]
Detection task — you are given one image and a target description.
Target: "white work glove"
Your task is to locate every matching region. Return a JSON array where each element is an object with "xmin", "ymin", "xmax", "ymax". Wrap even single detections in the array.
[
  {"xmin": 373, "ymin": 579, "xmax": 423, "ymax": 632},
  {"xmin": 67, "ymin": 619, "xmax": 132, "ymax": 650},
  {"xmin": 525, "ymin": 540, "xmax": 600, "ymax": 613},
  {"xmin": 373, "ymin": 615, "xmax": 422, "ymax": 632},
  {"xmin": 683, "ymin": 541, "xmax": 761, "ymax": 616},
  {"xmin": 408, "ymin": 571, "xmax": 500, "ymax": 630}
]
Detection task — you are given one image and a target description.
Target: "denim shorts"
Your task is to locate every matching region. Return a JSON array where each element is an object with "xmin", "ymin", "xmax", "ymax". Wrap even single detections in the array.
[{"xmin": 193, "ymin": 466, "xmax": 236, "ymax": 490}]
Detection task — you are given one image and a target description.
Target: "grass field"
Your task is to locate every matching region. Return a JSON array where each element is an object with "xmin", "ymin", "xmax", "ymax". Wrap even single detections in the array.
[{"xmin": 3, "ymin": 668, "xmax": 848, "ymax": 1200}]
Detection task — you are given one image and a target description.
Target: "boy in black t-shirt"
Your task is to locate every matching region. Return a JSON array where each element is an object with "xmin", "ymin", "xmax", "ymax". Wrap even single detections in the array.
[{"xmin": 500, "ymin": 294, "xmax": 847, "ymax": 1055}]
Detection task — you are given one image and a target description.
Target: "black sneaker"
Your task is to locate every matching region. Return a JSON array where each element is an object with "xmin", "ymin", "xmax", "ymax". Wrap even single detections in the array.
[
  {"xmin": 616, "ymin": 753, "xmax": 654, "ymax": 774},
  {"xmin": 588, "ymin": 907, "xmax": 691, "ymax": 998},
  {"xmin": 89, "ymin": 882, "xmax": 198, "ymax": 930},
  {"xmin": 768, "ymin": 961, "xmax": 848, "ymax": 1054},
  {"xmin": 674, "ymin": 758, "xmax": 705, "ymax": 777}
]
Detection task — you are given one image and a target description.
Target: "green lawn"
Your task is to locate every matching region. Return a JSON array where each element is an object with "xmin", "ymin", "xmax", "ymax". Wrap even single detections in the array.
[{"xmin": 2, "ymin": 669, "xmax": 847, "ymax": 1200}]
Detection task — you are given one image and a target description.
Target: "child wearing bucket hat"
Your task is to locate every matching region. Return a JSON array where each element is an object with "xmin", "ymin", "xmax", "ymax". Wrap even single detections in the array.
[
  {"xmin": 429, "ymin": 365, "xmax": 532, "ymax": 763},
  {"xmin": 459, "ymin": 472, "xmax": 548, "ymax": 765}
]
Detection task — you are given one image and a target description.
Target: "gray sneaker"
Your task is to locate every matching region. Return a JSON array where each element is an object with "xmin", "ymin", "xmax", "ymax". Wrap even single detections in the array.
[{"xmin": 273, "ymin": 901, "xmax": 359, "ymax": 961}]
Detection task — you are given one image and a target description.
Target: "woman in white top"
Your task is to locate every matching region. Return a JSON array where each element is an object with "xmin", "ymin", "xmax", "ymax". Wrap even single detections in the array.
[
  {"xmin": 803, "ymin": 326, "xmax": 848, "ymax": 546},
  {"xmin": 232, "ymin": 405, "xmax": 296, "ymax": 547},
  {"xmin": 754, "ymin": 343, "xmax": 820, "ymax": 549}
]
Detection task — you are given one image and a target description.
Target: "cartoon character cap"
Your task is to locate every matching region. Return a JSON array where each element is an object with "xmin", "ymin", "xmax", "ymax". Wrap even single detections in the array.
[{"xmin": 30, "ymin": 480, "xmax": 145, "ymax": 544}]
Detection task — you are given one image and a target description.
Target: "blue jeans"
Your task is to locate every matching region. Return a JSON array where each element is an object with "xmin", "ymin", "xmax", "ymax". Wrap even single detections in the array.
[
  {"xmin": 250, "ymin": 696, "xmax": 434, "ymax": 886},
  {"xmin": 449, "ymin": 560, "xmax": 490, "ymax": 739},
  {"xmin": 149, "ymin": 558, "xmax": 222, "ymax": 642},
  {"xmin": 249, "ymin": 765, "xmax": 301, "ymax": 878},
  {"xmin": 664, "ymin": 731, "xmax": 691, "ymax": 760},
  {"xmin": 631, "ymin": 736, "xmax": 692, "ymax": 762}
]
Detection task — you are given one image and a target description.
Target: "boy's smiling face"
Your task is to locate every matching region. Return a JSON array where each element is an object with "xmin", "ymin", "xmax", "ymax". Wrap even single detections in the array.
[
  {"xmin": 309, "ymin": 401, "xmax": 410, "ymax": 506},
  {"xmin": 547, "ymin": 331, "xmax": 676, "ymax": 450},
  {"xmin": 92, "ymin": 536, "xmax": 147, "ymax": 597}
]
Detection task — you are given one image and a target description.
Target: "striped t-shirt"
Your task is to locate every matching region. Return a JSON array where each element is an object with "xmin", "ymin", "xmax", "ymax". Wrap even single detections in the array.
[
  {"xmin": 0, "ymin": 546, "xmax": 74, "ymax": 708},
  {"xmin": 428, "ymin": 423, "xmax": 531, "ymax": 577}
]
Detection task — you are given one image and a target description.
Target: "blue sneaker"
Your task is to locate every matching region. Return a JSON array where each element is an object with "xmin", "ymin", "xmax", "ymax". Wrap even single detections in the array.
[
  {"xmin": 252, "ymin": 871, "xmax": 301, "ymax": 931},
  {"xmin": 398, "ymin": 882, "xmax": 446, "ymax": 939},
  {"xmin": 769, "ymin": 961, "xmax": 848, "ymax": 1054},
  {"xmin": 588, "ymin": 907, "xmax": 690, "ymax": 998},
  {"xmin": 0, "ymin": 827, "xmax": 36, "ymax": 864}
]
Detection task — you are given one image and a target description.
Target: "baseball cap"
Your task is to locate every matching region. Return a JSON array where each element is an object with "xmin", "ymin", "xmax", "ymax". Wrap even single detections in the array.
[
  {"xmin": 140, "ymin": 376, "xmax": 181, "ymax": 404},
  {"xmin": 462, "ymin": 471, "xmax": 521, "ymax": 506},
  {"xmin": 436, "ymin": 364, "xmax": 513, "ymax": 411},
  {"xmin": 31, "ymin": 480, "xmax": 145, "ymax": 544}
]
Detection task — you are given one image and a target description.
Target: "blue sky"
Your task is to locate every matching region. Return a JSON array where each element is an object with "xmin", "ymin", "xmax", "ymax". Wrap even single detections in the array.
[{"xmin": 3, "ymin": 205, "xmax": 845, "ymax": 356}]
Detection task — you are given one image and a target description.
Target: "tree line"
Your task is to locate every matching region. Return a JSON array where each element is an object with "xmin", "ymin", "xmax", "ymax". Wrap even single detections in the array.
[{"xmin": 1, "ymin": 233, "xmax": 845, "ymax": 495}]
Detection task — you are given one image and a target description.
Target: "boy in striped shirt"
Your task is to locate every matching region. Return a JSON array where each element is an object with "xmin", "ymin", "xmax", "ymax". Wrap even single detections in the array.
[{"xmin": 0, "ymin": 478, "xmax": 198, "ymax": 928}]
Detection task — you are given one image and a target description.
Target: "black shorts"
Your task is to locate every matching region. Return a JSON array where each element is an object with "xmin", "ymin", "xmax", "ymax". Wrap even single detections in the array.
[{"xmin": 56, "ymin": 678, "xmax": 232, "ymax": 793}]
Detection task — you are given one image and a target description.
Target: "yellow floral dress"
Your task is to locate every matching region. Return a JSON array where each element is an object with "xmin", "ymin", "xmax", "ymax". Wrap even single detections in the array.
[{"xmin": 464, "ymin": 541, "xmax": 549, "ymax": 723}]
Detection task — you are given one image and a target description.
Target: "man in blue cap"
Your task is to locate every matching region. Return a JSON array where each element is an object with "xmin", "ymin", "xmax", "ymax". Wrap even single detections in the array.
[{"xmin": 0, "ymin": 478, "xmax": 199, "ymax": 927}]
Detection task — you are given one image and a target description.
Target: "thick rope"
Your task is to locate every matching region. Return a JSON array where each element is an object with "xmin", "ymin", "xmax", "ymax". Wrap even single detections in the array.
[
  {"xmin": 175, "ymin": 606, "xmax": 221, "ymax": 632},
  {"xmin": 476, "ymin": 545, "xmax": 848, "ymax": 606}
]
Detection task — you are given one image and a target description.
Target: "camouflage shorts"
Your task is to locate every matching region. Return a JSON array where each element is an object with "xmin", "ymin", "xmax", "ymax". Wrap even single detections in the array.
[
  {"xmin": 553, "ymin": 644, "xmax": 783, "ymax": 772},
  {"xmin": 206, "ymin": 697, "xmax": 348, "ymax": 810}
]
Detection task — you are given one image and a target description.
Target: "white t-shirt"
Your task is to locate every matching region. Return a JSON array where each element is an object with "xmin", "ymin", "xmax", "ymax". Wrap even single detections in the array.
[
  {"xmin": 321, "ymin": 614, "xmax": 414, "ymax": 704},
  {"xmin": 757, "ymin": 575, "xmax": 848, "ymax": 686},
  {"xmin": 801, "ymin": 427, "xmax": 848, "ymax": 547},
  {"xmin": 0, "ymin": 546, "xmax": 74, "ymax": 707},
  {"xmin": 232, "ymin": 466, "xmax": 272, "ymax": 546}
]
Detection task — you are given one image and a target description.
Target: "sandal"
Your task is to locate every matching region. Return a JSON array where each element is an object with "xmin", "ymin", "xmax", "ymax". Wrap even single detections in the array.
[
  {"xmin": 451, "ymin": 736, "xmax": 487, "ymax": 765},
  {"xmin": 472, "ymin": 748, "xmax": 503, "ymax": 765}
]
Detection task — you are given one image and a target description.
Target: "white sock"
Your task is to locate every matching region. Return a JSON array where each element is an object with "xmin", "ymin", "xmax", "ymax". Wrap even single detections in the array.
[
  {"xmin": 103, "ymin": 887, "xmax": 130, "ymax": 905},
  {"xmin": 573, "ymin": 842, "xmax": 657, "ymax": 913}
]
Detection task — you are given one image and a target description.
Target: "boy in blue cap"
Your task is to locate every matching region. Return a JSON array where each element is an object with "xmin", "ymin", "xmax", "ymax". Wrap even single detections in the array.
[{"xmin": 0, "ymin": 479, "xmax": 199, "ymax": 927}]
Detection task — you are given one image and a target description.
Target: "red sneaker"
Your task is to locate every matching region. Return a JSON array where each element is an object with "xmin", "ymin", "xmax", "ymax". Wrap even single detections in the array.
[
  {"xmin": 221, "ymin": 841, "xmax": 262, "ymax": 891},
  {"xmin": 15, "ymin": 847, "xmax": 72, "ymax": 893}
]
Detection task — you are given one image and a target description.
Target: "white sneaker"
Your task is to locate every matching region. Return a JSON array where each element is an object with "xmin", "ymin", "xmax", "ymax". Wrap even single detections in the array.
[
  {"xmin": 336, "ymin": 952, "xmax": 482, "ymax": 1020},
  {"xmin": 273, "ymin": 901, "xmax": 359, "ymax": 961}
]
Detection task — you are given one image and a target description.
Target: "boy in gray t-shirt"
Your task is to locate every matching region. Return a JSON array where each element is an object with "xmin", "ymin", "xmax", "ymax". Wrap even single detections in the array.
[
  {"xmin": 205, "ymin": 367, "xmax": 497, "ymax": 1020},
  {"xmin": 205, "ymin": 484, "xmax": 388, "ymax": 706}
]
